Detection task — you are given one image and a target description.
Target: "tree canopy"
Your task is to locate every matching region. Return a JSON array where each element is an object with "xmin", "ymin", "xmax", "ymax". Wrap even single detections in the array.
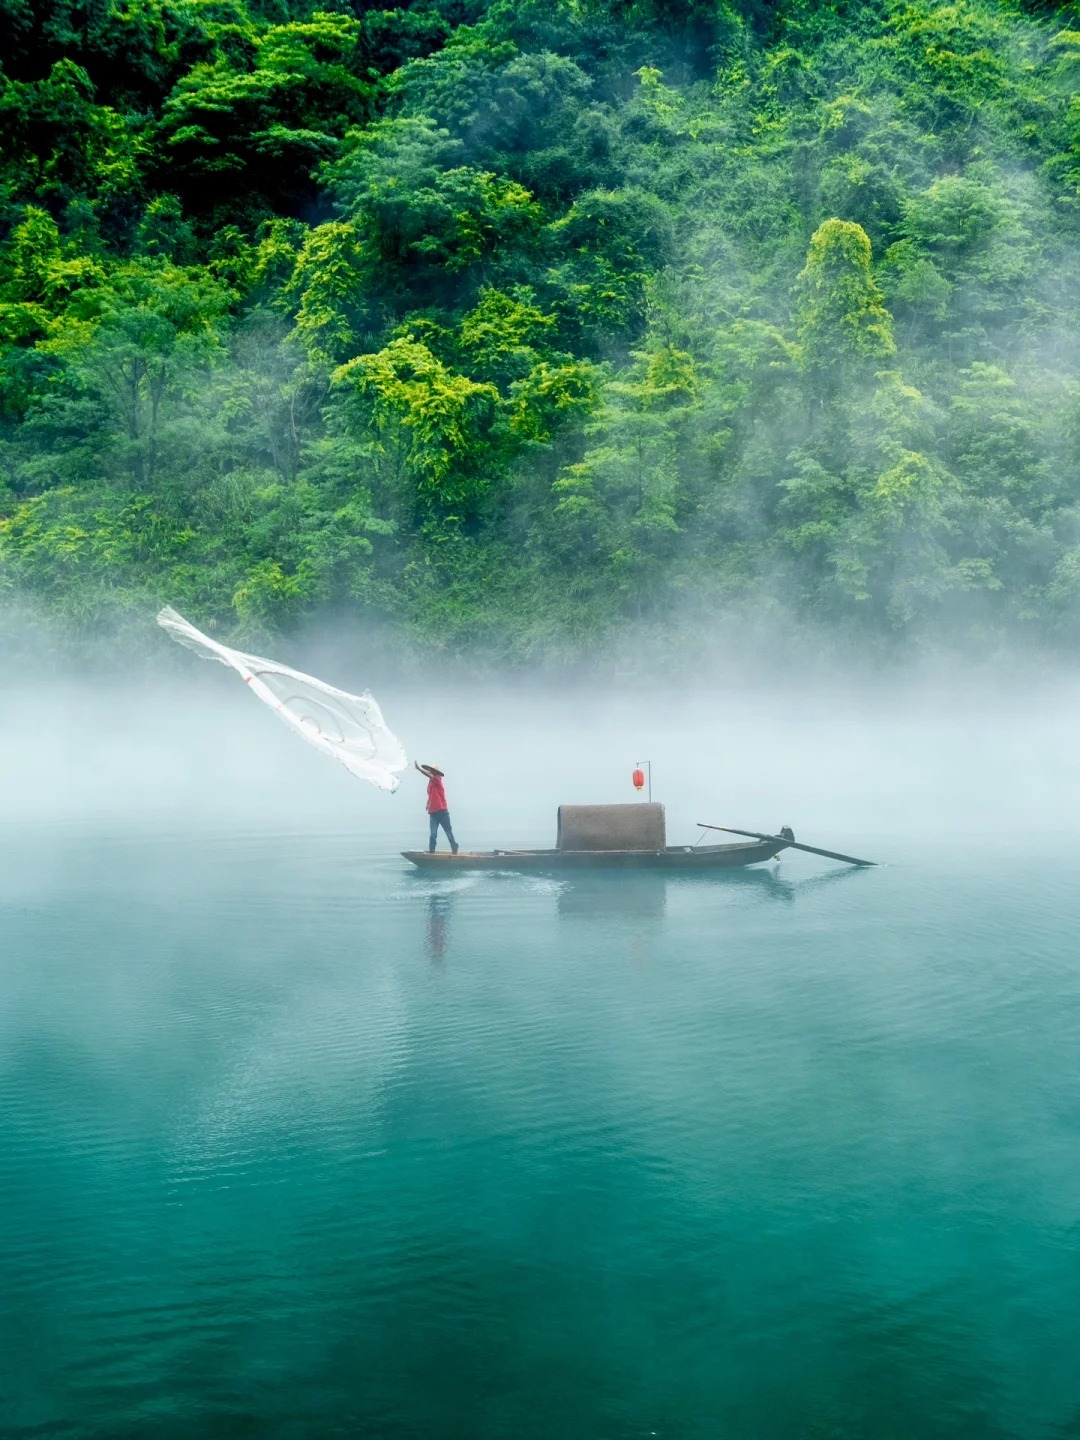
[{"xmin": 3, "ymin": 0, "xmax": 1080, "ymax": 667}]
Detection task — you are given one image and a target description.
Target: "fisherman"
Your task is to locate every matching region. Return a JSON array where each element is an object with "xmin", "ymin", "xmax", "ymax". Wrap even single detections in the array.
[{"xmin": 416, "ymin": 762, "xmax": 459, "ymax": 854}]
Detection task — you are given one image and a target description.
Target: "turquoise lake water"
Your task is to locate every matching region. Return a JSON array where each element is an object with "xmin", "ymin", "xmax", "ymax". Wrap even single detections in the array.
[
  {"xmin": 2, "ymin": 822, "xmax": 1079, "ymax": 1439},
  {"xmin": 2, "ymin": 689, "xmax": 1079, "ymax": 1437}
]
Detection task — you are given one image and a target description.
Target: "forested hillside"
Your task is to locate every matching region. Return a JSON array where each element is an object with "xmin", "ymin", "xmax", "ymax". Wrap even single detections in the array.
[{"xmin": 3, "ymin": 0, "xmax": 1080, "ymax": 664}]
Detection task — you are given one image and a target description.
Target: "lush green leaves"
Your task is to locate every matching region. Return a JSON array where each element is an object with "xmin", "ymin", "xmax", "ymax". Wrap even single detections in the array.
[
  {"xmin": 3, "ymin": 0, "xmax": 1080, "ymax": 664},
  {"xmin": 795, "ymin": 218, "xmax": 895, "ymax": 381}
]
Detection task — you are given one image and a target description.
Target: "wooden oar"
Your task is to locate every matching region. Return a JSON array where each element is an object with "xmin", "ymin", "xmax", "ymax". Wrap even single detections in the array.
[{"xmin": 697, "ymin": 824, "xmax": 877, "ymax": 868}]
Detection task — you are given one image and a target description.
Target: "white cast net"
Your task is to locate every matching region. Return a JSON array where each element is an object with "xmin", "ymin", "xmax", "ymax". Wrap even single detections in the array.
[{"xmin": 157, "ymin": 607, "xmax": 408, "ymax": 792}]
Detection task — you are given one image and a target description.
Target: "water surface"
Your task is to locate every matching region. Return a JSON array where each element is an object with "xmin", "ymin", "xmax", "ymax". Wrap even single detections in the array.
[{"xmin": 2, "ymin": 812, "xmax": 1078, "ymax": 1439}]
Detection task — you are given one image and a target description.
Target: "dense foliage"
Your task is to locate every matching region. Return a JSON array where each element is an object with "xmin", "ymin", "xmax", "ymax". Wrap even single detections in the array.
[{"xmin": 3, "ymin": 0, "xmax": 1080, "ymax": 663}]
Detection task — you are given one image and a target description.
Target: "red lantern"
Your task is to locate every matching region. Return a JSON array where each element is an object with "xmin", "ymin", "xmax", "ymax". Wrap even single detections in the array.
[{"xmin": 632, "ymin": 768, "xmax": 645, "ymax": 792}]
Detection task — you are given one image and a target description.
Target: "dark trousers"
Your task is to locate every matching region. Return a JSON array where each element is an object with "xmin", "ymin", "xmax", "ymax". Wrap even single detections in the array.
[{"xmin": 428, "ymin": 809, "xmax": 458, "ymax": 853}]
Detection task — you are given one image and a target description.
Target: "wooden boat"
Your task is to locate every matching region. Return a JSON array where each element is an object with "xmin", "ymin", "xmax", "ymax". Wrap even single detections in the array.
[
  {"xmin": 402, "ymin": 803, "xmax": 790, "ymax": 873},
  {"xmin": 402, "ymin": 836, "xmax": 787, "ymax": 872}
]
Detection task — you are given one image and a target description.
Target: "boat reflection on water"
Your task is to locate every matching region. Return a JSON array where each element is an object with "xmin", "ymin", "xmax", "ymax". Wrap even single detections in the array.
[
  {"xmin": 414, "ymin": 858, "xmax": 870, "ymax": 964},
  {"xmin": 556, "ymin": 871, "xmax": 669, "ymax": 921},
  {"xmin": 555, "ymin": 859, "xmax": 866, "ymax": 919}
]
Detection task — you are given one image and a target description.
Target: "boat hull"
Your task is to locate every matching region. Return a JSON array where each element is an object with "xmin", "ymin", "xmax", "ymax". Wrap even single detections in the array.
[{"xmin": 401, "ymin": 841, "xmax": 787, "ymax": 872}]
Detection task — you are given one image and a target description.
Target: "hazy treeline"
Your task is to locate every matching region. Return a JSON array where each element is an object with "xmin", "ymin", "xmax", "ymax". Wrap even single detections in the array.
[{"xmin": 2, "ymin": 0, "xmax": 1080, "ymax": 664}]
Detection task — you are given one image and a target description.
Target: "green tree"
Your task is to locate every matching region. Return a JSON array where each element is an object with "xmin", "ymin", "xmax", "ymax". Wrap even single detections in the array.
[
  {"xmin": 39, "ymin": 261, "xmax": 229, "ymax": 487},
  {"xmin": 155, "ymin": 12, "xmax": 377, "ymax": 217},
  {"xmin": 333, "ymin": 337, "xmax": 502, "ymax": 520},
  {"xmin": 552, "ymin": 345, "xmax": 697, "ymax": 611},
  {"xmin": 795, "ymin": 218, "xmax": 895, "ymax": 389},
  {"xmin": 325, "ymin": 116, "xmax": 542, "ymax": 303},
  {"xmin": 0, "ymin": 59, "xmax": 143, "ymax": 211}
]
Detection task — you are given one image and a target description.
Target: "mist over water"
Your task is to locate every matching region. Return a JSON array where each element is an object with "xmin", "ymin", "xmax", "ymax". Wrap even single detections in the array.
[
  {"xmin": 5, "ymin": 667, "xmax": 1080, "ymax": 840},
  {"xmin": 2, "ymin": 673, "xmax": 1080, "ymax": 1438}
]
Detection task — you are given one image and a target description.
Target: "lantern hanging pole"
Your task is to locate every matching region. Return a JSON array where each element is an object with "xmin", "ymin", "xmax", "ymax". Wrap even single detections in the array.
[{"xmin": 636, "ymin": 759, "xmax": 652, "ymax": 803}]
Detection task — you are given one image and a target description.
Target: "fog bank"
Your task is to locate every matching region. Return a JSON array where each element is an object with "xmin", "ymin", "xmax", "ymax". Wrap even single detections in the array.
[{"xmin": 2, "ymin": 670, "xmax": 1076, "ymax": 856}]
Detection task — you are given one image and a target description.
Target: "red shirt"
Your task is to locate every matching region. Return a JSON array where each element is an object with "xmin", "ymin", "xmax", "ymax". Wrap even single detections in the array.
[{"xmin": 426, "ymin": 774, "xmax": 447, "ymax": 813}]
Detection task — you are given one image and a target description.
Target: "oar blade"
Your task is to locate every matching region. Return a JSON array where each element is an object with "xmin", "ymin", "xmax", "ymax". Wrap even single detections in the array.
[{"xmin": 787, "ymin": 840, "xmax": 876, "ymax": 867}]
